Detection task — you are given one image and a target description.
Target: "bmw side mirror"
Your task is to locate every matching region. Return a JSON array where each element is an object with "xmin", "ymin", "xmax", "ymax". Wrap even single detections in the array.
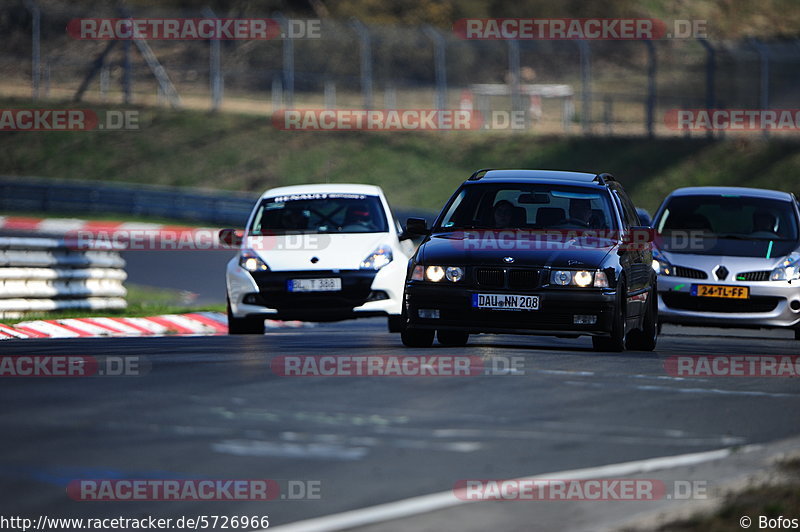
[
  {"xmin": 404, "ymin": 217, "xmax": 429, "ymax": 237},
  {"xmin": 620, "ymin": 226, "xmax": 654, "ymax": 253}
]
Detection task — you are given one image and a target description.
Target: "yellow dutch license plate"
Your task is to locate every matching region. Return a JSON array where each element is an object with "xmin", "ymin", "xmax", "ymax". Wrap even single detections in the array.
[{"xmin": 691, "ymin": 284, "xmax": 750, "ymax": 299}]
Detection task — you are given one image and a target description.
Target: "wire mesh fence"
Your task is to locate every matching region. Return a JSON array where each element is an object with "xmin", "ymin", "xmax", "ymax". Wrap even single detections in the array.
[{"xmin": 2, "ymin": 2, "xmax": 800, "ymax": 137}]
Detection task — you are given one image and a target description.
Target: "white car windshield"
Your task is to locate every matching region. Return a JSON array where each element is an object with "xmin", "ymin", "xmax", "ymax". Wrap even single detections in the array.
[{"xmin": 249, "ymin": 193, "xmax": 389, "ymax": 234}]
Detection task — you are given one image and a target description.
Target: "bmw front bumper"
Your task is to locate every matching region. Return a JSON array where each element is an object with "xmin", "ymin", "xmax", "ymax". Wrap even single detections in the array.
[{"xmin": 404, "ymin": 283, "xmax": 619, "ymax": 336}]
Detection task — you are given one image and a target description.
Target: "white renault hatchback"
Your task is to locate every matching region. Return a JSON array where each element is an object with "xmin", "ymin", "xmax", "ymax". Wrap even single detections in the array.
[{"xmin": 223, "ymin": 184, "xmax": 415, "ymax": 334}]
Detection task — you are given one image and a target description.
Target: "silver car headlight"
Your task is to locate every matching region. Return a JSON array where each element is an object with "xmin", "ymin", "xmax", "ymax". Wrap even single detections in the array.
[
  {"xmin": 239, "ymin": 249, "xmax": 269, "ymax": 272},
  {"xmin": 360, "ymin": 245, "xmax": 393, "ymax": 270},
  {"xmin": 651, "ymin": 248, "xmax": 672, "ymax": 276},
  {"xmin": 770, "ymin": 253, "xmax": 800, "ymax": 281}
]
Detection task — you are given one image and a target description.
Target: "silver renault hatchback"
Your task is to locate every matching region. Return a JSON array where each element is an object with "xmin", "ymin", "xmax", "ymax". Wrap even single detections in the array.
[{"xmin": 652, "ymin": 186, "xmax": 800, "ymax": 338}]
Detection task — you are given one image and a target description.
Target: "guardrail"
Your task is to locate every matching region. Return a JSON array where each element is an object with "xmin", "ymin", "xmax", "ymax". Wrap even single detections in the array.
[
  {"xmin": 0, "ymin": 176, "xmax": 436, "ymax": 227},
  {"xmin": 0, "ymin": 176, "xmax": 256, "ymax": 227},
  {"xmin": 0, "ymin": 236, "xmax": 127, "ymax": 318}
]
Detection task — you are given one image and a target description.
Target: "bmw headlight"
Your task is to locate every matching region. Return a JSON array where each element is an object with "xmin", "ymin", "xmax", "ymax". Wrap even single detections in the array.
[
  {"xmin": 445, "ymin": 266, "xmax": 464, "ymax": 282},
  {"xmin": 360, "ymin": 245, "xmax": 393, "ymax": 270},
  {"xmin": 552, "ymin": 270, "xmax": 572, "ymax": 286},
  {"xmin": 770, "ymin": 253, "xmax": 800, "ymax": 281},
  {"xmin": 573, "ymin": 270, "xmax": 593, "ymax": 287},
  {"xmin": 410, "ymin": 265, "xmax": 464, "ymax": 282},
  {"xmin": 239, "ymin": 249, "xmax": 269, "ymax": 272},
  {"xmin": 426, "ymin": 265, "xmax": 445, "ymax": 282},
  {"xmin": 550, "ymin": 270, "xmax": 607, "ymax": 288}
]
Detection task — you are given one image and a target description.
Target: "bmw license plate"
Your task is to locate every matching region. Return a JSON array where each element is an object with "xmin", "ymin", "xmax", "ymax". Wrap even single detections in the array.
[
  {"xmin": 690, "ymin": 284, "xmax": 749, "ymax": 299},
  {"xmin": 472, "ymin": 293, "xmax": 539, "ymax": 311},
  {"xmin": 287, "ymin": 278, "xmax": 342, "ymax": 292}
]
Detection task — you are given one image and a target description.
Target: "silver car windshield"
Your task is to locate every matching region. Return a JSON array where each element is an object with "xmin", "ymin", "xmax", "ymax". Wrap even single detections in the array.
[
  {"xmin": 249, "ymin": 193, "xmax": 388, "ymax": 234},
  {"xmin": 656, "ymin": 195, "xmax": 800, "ymax": 257}
]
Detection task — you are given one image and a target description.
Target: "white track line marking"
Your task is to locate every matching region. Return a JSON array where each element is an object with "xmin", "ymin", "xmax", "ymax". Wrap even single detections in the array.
[{"xmin": 264, "ymin": 446, "xmax": 748, "ymax": 532}]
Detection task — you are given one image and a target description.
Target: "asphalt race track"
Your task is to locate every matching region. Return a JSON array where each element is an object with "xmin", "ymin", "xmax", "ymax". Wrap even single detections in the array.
[{"xmin": 1, "ymin": 321, "xmax": 799, "ymax": 529}]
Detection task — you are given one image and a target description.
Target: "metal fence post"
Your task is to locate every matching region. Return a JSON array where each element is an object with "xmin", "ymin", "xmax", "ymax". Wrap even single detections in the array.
[
  {"xmin": 23, "ymin": 0, "xmax": 40, "ymax": 100},
  {"xmin": 697, "ymin": 37, "xmax": 716, "ymax": 139},
  {"xmin": 324, "ymin": 80, "xmax": 336, "ymax": 108},
  {"xmin": 508, "ymin": 39, "xmax": 521, "ymax": 118},
  {"xmin": 350, "ymin": 19, "xmax": 373, "ymax": 109},
  {"xmin": 119, "ymin": 8, "xmax": 133, "ymax": 105},
  {"xmin": 577, "ymin": 40, "xmax": 592, "ymax": 134},
  {"xmin": 604, "ymin": 96, "xmax": 613, "ymax": 135},
  {"xmin": 384, "ymin": 84, "xmax": 397, "ymax": 108},
  {"xmin": 644, "ymin": 39, "xmax": 657, "ymax": 138},
  {"xmin": 423, "ymin": 26, "xmax": 447, "ymax": 111},
  {"xmin": 272, "ymin": 77, "xmax": 283, "ymax": 110},
  {"xmin": 203, "ymin": 8, "xmax": 222, "ymax": 111},
  {"xmin": 750, "ymin": 39, "xmax": 770, "ymax": 138},
  {"xmin": 273, "ymin": 13, "xmax": 294, "ymax": 109}
]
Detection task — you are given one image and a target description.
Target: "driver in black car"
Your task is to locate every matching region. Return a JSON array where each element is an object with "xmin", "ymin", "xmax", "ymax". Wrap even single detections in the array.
[
  {"xmin": 568, "ymin": 198, "xmax": 592, "ymax": 227},
  {"xmin": 492, "ymin": 200, "xmax": 515, "ymax": 228}
]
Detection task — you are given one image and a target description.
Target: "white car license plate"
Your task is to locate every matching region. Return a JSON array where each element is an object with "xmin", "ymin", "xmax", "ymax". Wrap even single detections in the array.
[
  {"xmin": 288, "ymin": 278, "xmax": 342, "ymax": 292},
  {"xmin": 472, "ymin": 293, "xmax": 539, "ymax": 311}
]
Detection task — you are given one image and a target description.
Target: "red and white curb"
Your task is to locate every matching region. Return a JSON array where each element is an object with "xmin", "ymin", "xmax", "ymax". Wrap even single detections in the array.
[
  {"xmin": 0, "ymin": 215, "xmax": 217, "ymax": 237},
  {"xmin": 0, "ymin": 312, "xmax": 308, "ymax": 339}
]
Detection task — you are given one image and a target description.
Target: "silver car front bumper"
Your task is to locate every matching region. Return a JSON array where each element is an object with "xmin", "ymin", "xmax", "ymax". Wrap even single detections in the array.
[{"xmin": 658, "ymin": 274, "xmax": 800, "ymax": 329}]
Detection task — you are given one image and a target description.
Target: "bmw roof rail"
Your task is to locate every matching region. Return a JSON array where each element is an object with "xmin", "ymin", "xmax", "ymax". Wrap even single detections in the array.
[
  {"xmin": 468, "ymin": 168, "xmax": 495, "ymax": 181},
  {"xmin": 594, "ymin": 173, "xmax": 616, "ymax": 185}
]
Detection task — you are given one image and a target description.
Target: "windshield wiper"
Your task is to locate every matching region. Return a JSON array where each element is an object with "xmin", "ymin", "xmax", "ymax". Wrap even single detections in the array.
[{"xmin": 715, "ymin": 233, "xmax": 792, "ymax": 241}]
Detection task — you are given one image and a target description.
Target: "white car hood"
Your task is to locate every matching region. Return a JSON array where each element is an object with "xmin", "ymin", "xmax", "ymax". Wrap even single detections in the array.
[{"xmin": 244, "ymin": 232, "xmax": 390, "ymax": 271}]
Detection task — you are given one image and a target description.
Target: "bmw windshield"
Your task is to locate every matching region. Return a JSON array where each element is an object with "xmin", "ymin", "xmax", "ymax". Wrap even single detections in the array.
[
  {"xmin": 436, "ymin": 184, "xmax": 618, "ymax": 232},
  {"xmin": 655, "ymin": 194, "xmax": 800, "ymax": 257},
  {"xmin": 249, "ymin": 193, "xmax": 388, "ymax": 235}
]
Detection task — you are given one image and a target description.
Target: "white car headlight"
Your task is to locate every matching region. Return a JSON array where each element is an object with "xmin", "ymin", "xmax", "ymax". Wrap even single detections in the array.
[
  {"xmin": 360, "ymin": 245, "xmax": 393, "ymax": 270},
  {"xmin": 239, "ymin": 249, "xmax": 269, "ymax": 272},
  {"xmin": 770, "ymin": 253, "xmax": 800, "ymax": 281}
]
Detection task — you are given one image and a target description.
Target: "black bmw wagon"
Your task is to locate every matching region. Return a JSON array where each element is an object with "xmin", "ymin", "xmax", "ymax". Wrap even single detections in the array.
[{"xmin": 400, "ymin": 169, "xmax": 658, "ymax": 352}]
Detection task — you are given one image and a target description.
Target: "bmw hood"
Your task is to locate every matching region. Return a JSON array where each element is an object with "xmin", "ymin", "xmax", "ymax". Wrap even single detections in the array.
[
  {"xmin": 244, "ymin": 232, "xmax": 391, "ymax": 271},
  {"xmin": 419, "ymin": 231, "xmax": 615, "ymax": 269}
]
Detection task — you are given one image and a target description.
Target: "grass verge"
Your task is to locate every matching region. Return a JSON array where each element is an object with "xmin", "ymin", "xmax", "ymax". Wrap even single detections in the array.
[{"xmin": 1, "ymin": 98, "xmax": 799, "ymax": 215}]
